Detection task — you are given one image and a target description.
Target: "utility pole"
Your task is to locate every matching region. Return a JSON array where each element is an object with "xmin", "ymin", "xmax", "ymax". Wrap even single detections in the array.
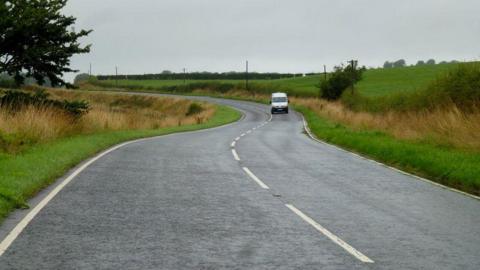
[
  {"xmin": 89, "ymin": 63, "xmax": 92, "ymax": 76},
  {"xmin": 323, "ymin": 65, "xmax": 327, "ymax": 81},
  {"xmin": 115, "ymin": 66, "xmax": 118, "ymax": 87},
  {"xmin": 349, "ymin": 60, "xmax": 357, "ymax": 94},
  {"xmin": 245, "ymin": 60, "xmax": 249, "ymax": 91},
  {"xmin": 183, "ymin": 68, "xmax": 186, "ymax": 85}
]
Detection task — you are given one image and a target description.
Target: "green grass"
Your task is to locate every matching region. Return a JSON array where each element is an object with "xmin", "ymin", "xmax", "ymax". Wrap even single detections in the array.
[
  {"xmin": 356, "ymin": 63, "xmax": 460, "ymax": 97},
  {"xmin": 295, "ymin": 105, "xmax": 480, "ymax": 196},
  {"xmin": 95, "ymin": 76, "xmax": 323, "ymax": 97},
  {"xmin": 96, "ymin": 64, "xmax": 463, "ymax": 98},
  {"xmin": 0, "ymin": 105, "xmax": 241, "ymax": 222}
]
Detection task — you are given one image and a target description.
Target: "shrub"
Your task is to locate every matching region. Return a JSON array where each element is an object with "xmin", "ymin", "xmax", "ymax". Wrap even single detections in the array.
[
  {"xmin": 320, "ymin": 64, "xmax": 365, "ymax": 100},
  {"xmin": 0, "ymin": 89, "xmax": 89, "ymax": 118},
  {"xmin": 186, "ymin": 103, "xmax": 204, "ymax": 116}
]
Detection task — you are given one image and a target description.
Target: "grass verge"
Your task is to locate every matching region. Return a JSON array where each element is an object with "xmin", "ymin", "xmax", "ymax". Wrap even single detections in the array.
[
  {"xmin": 0, "ymin": 105, "xmax": 241, "ymax": 222},
  {"xmin": 295, "ymin": 105, "xmax": 480, "ymax": 196}
]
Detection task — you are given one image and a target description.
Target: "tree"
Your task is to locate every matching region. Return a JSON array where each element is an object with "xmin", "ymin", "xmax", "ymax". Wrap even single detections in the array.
[
  {"xmin": 0, "ymin": 0, "xmax": 92, "ymax": 87},
  {"xmin": 73, "ymin": 73, "xmax": 91, "ymax": 85},
  {"xmin": 393, "ymin": 59, "xmax": 406, "ymax": 68},
  {"xmin": 320, "ymin": 63, "xmax": 365, "ymax": 100},
  {"xmin": 383, "ymin": 61, "xmax": 393, "ymax": 68},
  {"xmin": 426, "ymin": 59, "xmax": 436, "ymax": 65},
  {"xmin": 416, "ymin": 60, "xmax": 425, "ymax": 66}
]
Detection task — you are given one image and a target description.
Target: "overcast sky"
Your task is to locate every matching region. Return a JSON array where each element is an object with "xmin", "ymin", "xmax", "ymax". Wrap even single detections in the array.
[{"xmin": 64, "ymin": 0, "xmax": 480, "ymax": 81}]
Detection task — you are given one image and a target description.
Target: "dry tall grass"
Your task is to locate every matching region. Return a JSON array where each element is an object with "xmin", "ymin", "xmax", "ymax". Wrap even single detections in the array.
[
  {"xmin": 0, "ymin": 89, "xmax": 215, "ymax": 153},
  {"xmin": 292, "ymin": 97, "xmax": 480, "ymax": 151}
]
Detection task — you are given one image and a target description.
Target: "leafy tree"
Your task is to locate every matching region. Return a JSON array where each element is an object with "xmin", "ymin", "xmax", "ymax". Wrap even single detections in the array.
[
  {"xmin": 393, "ymin": 59, "xmax": 406, "ymax": 68},
  {"xmin": 426, "ymin": 59, "xmax": 436, "ymax": 65},
  {"xmin": 0, "ymin": 0, "xmax": 92, "ymax": 87},
  {"xmin": 416, "ymin": 60, "xmax": 425, "ymax": 66},
  {"xmin": 73, "ymin": 73, "xmax": 91, "ymax": 85},
  {"xmin": 383, "ymin": 61, "xmax": 393, "ymax": 68},
  {"xmin": 320, "ymin": 63, "xmax": 365, "ymax": 100}
]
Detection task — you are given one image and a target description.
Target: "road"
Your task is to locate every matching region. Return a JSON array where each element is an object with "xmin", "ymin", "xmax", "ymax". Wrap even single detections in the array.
[{"xmin": 0, "ymin": 96, "xmax": 479, "ymax": 269}]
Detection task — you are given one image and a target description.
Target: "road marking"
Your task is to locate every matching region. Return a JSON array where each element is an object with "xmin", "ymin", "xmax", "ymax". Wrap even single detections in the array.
[
  {"xmin": 300, "ymin": 115, "xmax": 480, "ymax": 201},
  {"xmin": 240, "ymin": 133, "xmax": 246, "ymax": 137},
  {"xmin": 253, "ymin": 127, "xmax": 257, "ymax": 130},
  {"xmin": 231, "ymin": 141, "xmax": 236, "ymax": 148},
  {"xmin": 0, "ymin": 140, "xmax": 138, "ymax": 257},
  {"xmin": 242, "ymin": 167, "xmax": 269, "ymax": 189},
  {"xmin": 285, "ymin": 204, "xmax": 374, "ymax": 263},
  {"xmin": 232, "ymin": 149, "xmax": 240, "ymax": 161},
  {"xmin": 235, "ymin": 137, "xmax": 240, "ymax": 141},
  {"xmin": 247, "ymin": 130, "xmax": 252, "ymax": 134}
]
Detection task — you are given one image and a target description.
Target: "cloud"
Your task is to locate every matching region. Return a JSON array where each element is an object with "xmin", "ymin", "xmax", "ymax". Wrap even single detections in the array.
[{"xmin": 63, "ymin": 0, "xmax": 480, "ymax": 81}]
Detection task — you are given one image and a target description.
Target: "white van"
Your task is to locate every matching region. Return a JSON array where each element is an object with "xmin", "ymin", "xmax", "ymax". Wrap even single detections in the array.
[{"xmin": 270, "ymin": 92, "xmax": 289, "ymax": 114}]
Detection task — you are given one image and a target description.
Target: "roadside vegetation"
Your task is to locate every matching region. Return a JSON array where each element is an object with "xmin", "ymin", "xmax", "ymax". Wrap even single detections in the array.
[
  {"xmin": 90, "ymin": 62, "xmax": 480, "ymax": 196},
  {"xmin": 0, "ymin": 87, "xmax": 241, "ymax": 221}
]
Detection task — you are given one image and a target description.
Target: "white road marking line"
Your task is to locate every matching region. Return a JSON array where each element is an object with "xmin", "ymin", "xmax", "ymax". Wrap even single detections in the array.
[
  {"xmin": 0, "ymin": 140, "xmax": 136, "ymax": 257},
  {"xmin": 247, "ymin": 130, "xmax": 252, "ymax": 134},
  {"xmin": 253, "ymin": 127, "xmax": 257, "ymax": 130},
  {"xmin": 285, "ymin": 204, "xmax": 374, "ymax": 264},
  {"xmin": 300, "ymin": 115, "xmax": 480, "ymax": 201},
  {"xmin": 232, "ymin": 149, "xmax": 241, "ymax": 161},
  {"xmin": 241, "ymin": 133, "xmax": 246, "ymax": 137},
  {"xmin": 242, "ymin": 167, "xmax": 270, "ymax": 189},
  {"xmin": 235, "ymin": 137, "xmax": 240, "ymax": 141},
  {"xmin": 231, "ymin": 141, "xmax": 236, "ymax": 148},
  {"xmin": 0, "ymin": 96, "xmax": 247, "ymax": 257}
]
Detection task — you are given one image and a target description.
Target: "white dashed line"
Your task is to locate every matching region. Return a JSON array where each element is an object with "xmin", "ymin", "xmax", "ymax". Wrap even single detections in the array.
[
  {"xmin": 242, "ymin": 167, "xmax": 270, "ymax": 189},
  {"xmin": 247, "ymin": 130, "xmax": 252, "ymax": 134},
  {"xmin": 241, "ymin": 133, "xmax": 246, "ymax": 137},
  {"xmin": 232, "ymin": 149, "xmax": 241, "ymax": 161},
  {"xmin": 231, "ymin": 141, "xmax": 236, "ymax": 148},
  {"xmin": 235, "ymin": 137, "xmax": 240, "ymax": 141},
  {"xmin": 285, "ymin": 204, "xmax": 374, "ymax": 264}
]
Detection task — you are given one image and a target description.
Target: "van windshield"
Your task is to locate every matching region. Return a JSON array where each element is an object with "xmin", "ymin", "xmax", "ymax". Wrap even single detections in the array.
[{"xmin": 272, "ymin": 97, "xmax": 287, "ymax": 102}]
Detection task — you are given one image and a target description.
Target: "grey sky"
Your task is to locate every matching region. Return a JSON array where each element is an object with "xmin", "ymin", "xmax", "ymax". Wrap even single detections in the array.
[{"xmin": 64, "ymin": 0, "xmax": 480, "ymax": 80}]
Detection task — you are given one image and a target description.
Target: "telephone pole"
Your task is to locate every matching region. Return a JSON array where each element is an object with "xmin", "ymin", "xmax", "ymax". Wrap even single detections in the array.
[
  {"xmin": 349, "ymin": 60, "xmax": 357, "ymax": 94},
  {"xmin": 245, "ymin": 60, "xmax": 249, "ymax": 91},
  {"xmin": 115, "ymin": 66, "xmax": 118, "ymax": 87},
  {"xmin": 323, "ymin": 65, "xmax": 327, "ymax": 81},
  {"xmin": 89, "ymin": 63, "xmax": 92, "ymax": 76},
  {"xmin": 183, "ymin": 68, "xmax": 186, "ymax": 85}
]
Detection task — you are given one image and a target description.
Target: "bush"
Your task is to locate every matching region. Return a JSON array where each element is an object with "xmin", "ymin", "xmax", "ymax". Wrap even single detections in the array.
[
  {"xmin": 320, "ymin": 64, "xmax": 365, "ymax": 100},
  {"xmin": 186, "ymin": 103, "xmax": 204, "ymax": 116},
  {"xmin": 0, "ymin": 89, "xmax": 89, "ymax": 118}
]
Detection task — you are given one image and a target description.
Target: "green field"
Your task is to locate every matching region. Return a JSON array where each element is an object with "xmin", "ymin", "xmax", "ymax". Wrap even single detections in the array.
[
  {"xmin": 0, "ymin": 105, "xmax": 241, "ymax": 222},
  {"xmin": 356, "ymin": 63, "xmax": 460, "ymax": 97},
  {"xmin": 96, "ymin": 63, "xmax": 462, "ymax": 97}
]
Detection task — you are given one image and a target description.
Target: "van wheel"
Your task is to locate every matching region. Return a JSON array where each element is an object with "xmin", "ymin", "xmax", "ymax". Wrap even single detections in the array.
[{"xmin": 285, "ymin": 109, "xmax": 289, "ymax": 114}]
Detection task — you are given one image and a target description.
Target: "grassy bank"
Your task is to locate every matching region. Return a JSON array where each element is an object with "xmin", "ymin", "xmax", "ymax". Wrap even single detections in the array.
[
  {"xmin": 296, "ymin": 105, "xmax": 480, "ymax": 196},
  {"xmin": 0, "ymin": 90, "xmax": 241, "ymax": 222}
]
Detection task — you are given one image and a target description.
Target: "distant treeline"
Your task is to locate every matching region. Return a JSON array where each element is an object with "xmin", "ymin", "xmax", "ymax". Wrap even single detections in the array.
[{"xmin": 97, "ymin": 72, "xmax": 315, "ymax": 81}]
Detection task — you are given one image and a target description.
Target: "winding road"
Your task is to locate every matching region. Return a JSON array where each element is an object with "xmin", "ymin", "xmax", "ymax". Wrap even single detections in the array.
[{"xmin": 0, "ymin": 96, "xmax": 479, "ymax": 269}]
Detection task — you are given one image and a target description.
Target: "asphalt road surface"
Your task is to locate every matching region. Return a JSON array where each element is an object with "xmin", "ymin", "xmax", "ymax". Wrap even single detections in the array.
[{"xmin": 1, "ymin": 96, "xmax": 479, "ymax": 269}]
